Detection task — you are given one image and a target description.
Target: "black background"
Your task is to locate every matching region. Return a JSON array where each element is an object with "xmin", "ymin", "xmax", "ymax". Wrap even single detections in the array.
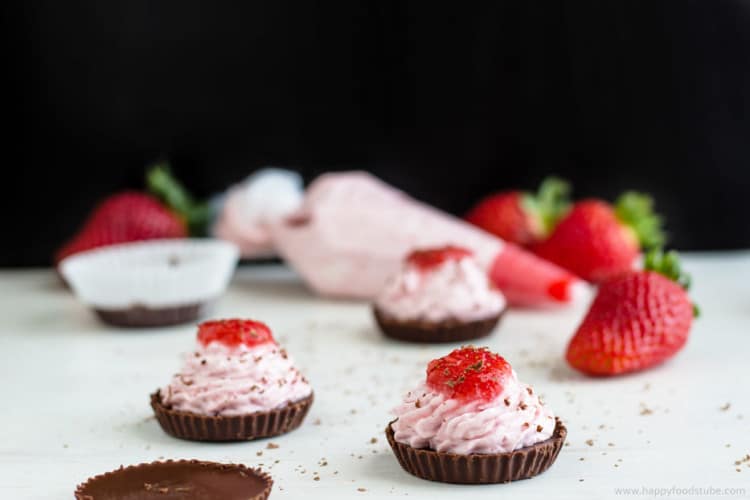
[{"xmin": 6, "ymin": 1, "xmax": 750, "ymax": 266}]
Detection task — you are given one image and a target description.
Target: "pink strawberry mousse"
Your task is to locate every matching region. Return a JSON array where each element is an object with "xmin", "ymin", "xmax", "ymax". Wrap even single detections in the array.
[
  {"xmin": 161, "ymin": 319, "xmax": 312, "ymax": 416},
  {"xmin": 375, "ymin": 246, "xmax": 506, "ymax": 323},
  {"xmin": 391, "ymin": 347, "xmax": 555, "ymax": 454}
]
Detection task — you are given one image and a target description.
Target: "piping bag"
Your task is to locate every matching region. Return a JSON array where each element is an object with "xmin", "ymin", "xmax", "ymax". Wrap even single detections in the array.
[{"xmin": 263, "ymin": 171, "xmax": 584, "ymax": 307}]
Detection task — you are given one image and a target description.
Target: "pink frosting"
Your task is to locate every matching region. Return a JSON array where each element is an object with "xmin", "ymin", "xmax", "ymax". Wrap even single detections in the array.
[
  {"xmin": 391, "ymin": 371, "xmax": 555, "ymax": 454},
  {"xmin": 375, "ymin": 256, "xmax": 506, "ymax": 323},
  {"xmin": 161, "ymin": 342, "xmax": 312, "ymax": 416}
]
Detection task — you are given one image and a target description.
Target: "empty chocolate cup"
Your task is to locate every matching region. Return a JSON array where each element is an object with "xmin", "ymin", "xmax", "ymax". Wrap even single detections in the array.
[{"xmin": 75, "ymin": 459, "xmax": 272, "ymax": 499}]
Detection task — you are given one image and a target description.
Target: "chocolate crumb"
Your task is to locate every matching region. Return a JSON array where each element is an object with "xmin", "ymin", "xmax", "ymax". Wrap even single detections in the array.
[
  {"xmin": 504, "ymin": 398, "xmax": 511, "ymax": 406},
  {"xmin": 256, "ymin": 451, "xmax": 263, "ymax": 457},
  {"xmin": 519, "ymin": 402, "xmax": 528, "ymax": 410},
  {"xmin": 579, "ymin": 457, "xmax": 585, "ymax": 461},
  {"xmin": 585, "ymin": 439, "xmax": 594, "ymax": 446},
  {"xmin": 357, "ymin": 487, "xmax": 367, "ymax": 492},
  {"xmin": 579, "ymin": 479, "xmax": 584, "ymax": 482},
  {"xmin": 267, "ymin": 442, "xmax": 279, "ymax": 449},
  {"xmin": 370, "ymin": 437, "xmax": 378, "ymax": 444},
  {"xmin": 313, "ymin": 418, "xmax": 322, "ymax": 426},
  {"xmin": 314, "ymin": 477, "xmax": 320, "ymax": 481},
  {"xmin": 608, "ymin": 442, "xmax": 615, "ymax": 447},
  {"xmin": 527, "ymin": 387, "xmax": 533, "ymax": 395},
  {"xmin": 720, "ymin": 402, "xmax": 731, "ymax": 411},
  {"xmin": 415, "ymin": 399, "xmax": 421, "ymax": 408},
  {"xmin": 536, "ymin": 425, "xmax": 543, "ymax": 432}
]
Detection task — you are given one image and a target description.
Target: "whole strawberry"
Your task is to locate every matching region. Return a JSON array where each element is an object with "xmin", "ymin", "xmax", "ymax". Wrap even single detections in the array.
[
  {"xmin": 566, "ymin": 250, "xmax": 697, "ymax": 376},
  {"xmin": 54, "ymin": 192, "xmax": 187, "ymax": 263},
  {"xmin": 54, "ymin": 164, "xmax": 208, "ymax": 264},
  {"xmin": 465, "ymin": 177, "xmax": 570, "ymax": 247},
  {"xmin": 534, "ymin": 192, "xmax": 664, "ymax": 283}
]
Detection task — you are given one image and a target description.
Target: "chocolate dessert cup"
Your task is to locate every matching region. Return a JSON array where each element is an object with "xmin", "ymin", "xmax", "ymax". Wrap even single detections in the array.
[
  {"xmin": 95, "ymin": 302, "xmax": 211, "ymax": 328},
  {"xmin": 385, "ymin": 417, "xmax": 566, "ymax": 484},
  {"xmin": 151, "ymin": 391, "xmax": 314, "ymax": 442},
  {"xmin": 75, "ymin": 459, "xmax": 272, "ymax": 499},
  {"xmin": 374, "ymin": 307, "xmax": 503, "ymax": 343}
]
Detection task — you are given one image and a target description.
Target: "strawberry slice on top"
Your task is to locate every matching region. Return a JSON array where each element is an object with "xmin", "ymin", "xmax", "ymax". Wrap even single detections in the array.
[
  {"xmin": 406, "ymin": 246, "xmax": 473, "ymax": 271},
  {"xmin": 197, "ymin": 319, "xmax": 276, "ymax": 349},
  {"xmin": 426, "ymin": 346, "xmax": 512, "ymax": 403}
]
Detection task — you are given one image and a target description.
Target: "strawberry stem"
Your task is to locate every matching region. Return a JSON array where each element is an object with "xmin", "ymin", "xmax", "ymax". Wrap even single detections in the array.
[
  {"xmin": 522, "ymin": 176, "xmax": 571, "ymax": 235},
  {"xmin": 614, "ymin": 191, "xmax": 665, "ymax": 250},
  {"xmin": 146, "ymin": 163, "xmax": 210, "ymax": 236}
]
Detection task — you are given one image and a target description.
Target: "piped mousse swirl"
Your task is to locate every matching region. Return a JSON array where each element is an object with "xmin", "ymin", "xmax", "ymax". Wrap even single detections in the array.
[
  {"xmin": 375, "ymin": 246, "xmax": 506, "ymax": 323},
  {"xmin": 391, "ymin": 346, "xmax": 555, "ymax": 454},
  {"xmin": 161, "ymin": 319, "xmax": 312, "ymax": 416}
]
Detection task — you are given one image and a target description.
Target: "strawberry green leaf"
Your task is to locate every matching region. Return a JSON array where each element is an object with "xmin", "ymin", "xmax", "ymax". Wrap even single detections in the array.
[
  {"xmin": 146, "ymin": 163, "xmax": 210, "ymax": 236},
  {"xmin": 643, "ymin": 249, "xmax": 690, "ymax": 287},
  {"xmin": 521, "ymin": 176, "xmax": 571, "ymax": 235},
  {"xmin": 643, "ymin": 248, "xmax": 699, "ymax": 317},
  {"xmin": 614, "ymin": 191, "xmax": 666, "ymax": 250}
]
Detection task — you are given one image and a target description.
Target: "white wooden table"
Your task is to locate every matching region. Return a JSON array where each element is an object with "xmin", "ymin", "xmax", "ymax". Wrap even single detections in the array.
[{"xmin": 1, "ymin": 252, "xmax": 749, "ymax": 499}]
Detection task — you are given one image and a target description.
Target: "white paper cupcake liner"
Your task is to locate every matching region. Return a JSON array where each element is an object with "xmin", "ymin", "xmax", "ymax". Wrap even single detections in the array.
[{"xmin": 60, "ymin": 239, "xmax": 239, "ymax": 311}]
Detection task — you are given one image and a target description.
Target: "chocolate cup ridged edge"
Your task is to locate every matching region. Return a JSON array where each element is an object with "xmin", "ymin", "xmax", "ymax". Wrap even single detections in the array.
[
  {"xmin": 151, "ymin": 391, "xmax": 314, "ymax": 442},
  {"xmin": 74, "ymin": 459, "xmax": 273, "ymax": 500},
  {"xmin": 385, "ymin": 417, "xmax": 567, "ymax": 484},
  {"xmin": 373, "ymin": 307, "xmax": 504, "ymax": 343}
]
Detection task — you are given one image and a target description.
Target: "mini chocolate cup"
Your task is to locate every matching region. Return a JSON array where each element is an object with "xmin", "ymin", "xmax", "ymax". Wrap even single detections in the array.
[
  {"xmin": 385, "ymin": 417, "xmax": 567, "ymax": 484},
  {"xmin": 95, "ymin": 302, "xmax": 211, "ymax": 328},
  {"xmin": 373, "ymin": 307, "xmax": 503, "ymax": 343},
  {"xmin": 75, "ymin": 459, "xmax": 272, "ymax": 499},
  {"xmin": 151, "ymin": 391, "xmax": 314, "ymax": 442}
]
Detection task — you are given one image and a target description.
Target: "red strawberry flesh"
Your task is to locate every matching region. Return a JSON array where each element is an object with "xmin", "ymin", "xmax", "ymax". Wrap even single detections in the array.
[
  {"xmin": 465, "ymin": 192, "xmax": 541, "ymax": 246},
  {"xmin": 426, "ymin": 346, "xmax": 512, "ymax": 402},
  {"xmin": 197, "ymin": 319, "xmax": 276, "ymax": 349},
  {"xmin": 565, "ymin": 271, "xmax": 693, "ymax": 376},
  {"xmin": 55, "ymin": 192, "xmax": 187, "ymax": 263},
  {"xmin": 534, "ymin": 199, "xmax": 639, "ymax": 283},
  {"xmin": 406, "ymin": 246, "xmax": 473, "ymax": 271}
]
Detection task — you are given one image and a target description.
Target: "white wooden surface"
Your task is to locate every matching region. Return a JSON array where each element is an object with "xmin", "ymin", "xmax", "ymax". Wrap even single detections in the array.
[{"xmin": 1, "ymin": 252, "xmax": 749, "ymax": 499}]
